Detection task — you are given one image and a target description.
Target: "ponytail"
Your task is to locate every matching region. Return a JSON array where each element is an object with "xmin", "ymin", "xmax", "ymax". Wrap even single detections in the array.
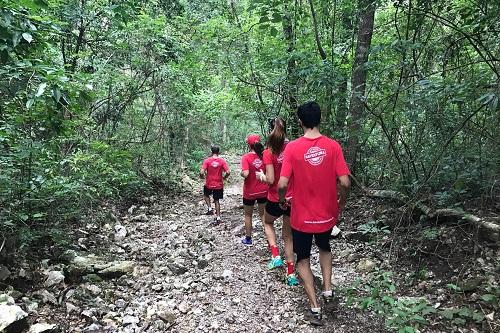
[
  {"xmin": 252, "ymin": 142, "xmax": 264, "ymax": 159},
  {"xmin": 267, "ymin": 117, "xmax": 286, "ymax": 154}
]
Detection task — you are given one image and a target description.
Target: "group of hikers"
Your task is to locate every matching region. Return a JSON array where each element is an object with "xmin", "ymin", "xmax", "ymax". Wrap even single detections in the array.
[{"xmin": 199, "ymin": 101, "xmax": 351, "ymax": 326}]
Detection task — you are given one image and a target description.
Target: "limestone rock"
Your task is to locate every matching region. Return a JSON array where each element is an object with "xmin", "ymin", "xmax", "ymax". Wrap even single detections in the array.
[
  {"xmin": 32, "ymin": 290, "xmax": 57, "ymax": 305},
  {"xmin": 131, "ymin": 214, "xmax": 148, "ymax": 222},
  {"xmin": 45, "ymin": 271, "xmax": 65, "ymax": 287},
  {"xmin": 28, "ymin": 323, "xmax": 57, "ymax": 333},
  {"xmin": 0, "ymin": 265, "xmax": 11, "ymax": 281},
  {"xmin": 0, "ymin": 304, "xmax": 28, "ymax": 332},
  {"xmin": 122, "ymin": 315, "xmax": 139, "ymax": 326},
  {"xmin": 82, "ymin": 323, "xmax": 102, "ymax": 333},
  {"xmin": 357, "ymin": 258, "xmax": 376, "ymax": 273},
  {"xmin": 97, "ymin": 261, "xmax": 135, "ymax": 278},
  {"xmin": 114, "ymin": 225, "xmax": 127, "ymax": 241}
]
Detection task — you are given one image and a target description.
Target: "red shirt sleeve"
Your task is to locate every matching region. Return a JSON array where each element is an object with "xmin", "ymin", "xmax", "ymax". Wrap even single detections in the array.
[
  {"xmin": 334, "ymin": 142, "xmax": 350, "ymax": 177},
  {"xmin": 263, "ymin": 149, "xmax": 272, "ymax": 165},
  {"xmin": 222, "ymin": 159, "xmax": 229, "ymax": 172},
  {"xmin": 241, "ymin": 155, "xmax": 249, "ymax": 171},
  {"xmin": 280, "ymin": 143, "xmax": 293, "ymax": 179}
]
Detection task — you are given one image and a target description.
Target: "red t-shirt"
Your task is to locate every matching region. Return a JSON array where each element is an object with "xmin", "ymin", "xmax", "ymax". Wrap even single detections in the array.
[
  {"xmin": 241, "ymin": 152, "xmax": 268, "ymax": 200},
  {"xmin": 263, "ymin": 143, "xmax": 292, "ymax": 202},
  {"xmin": 202, "ymin": 156, "xmax": 229, "ymax": 190},
  {"xmin": 281, "ymin": 135, "xmax": 350, "ymax": 233}
]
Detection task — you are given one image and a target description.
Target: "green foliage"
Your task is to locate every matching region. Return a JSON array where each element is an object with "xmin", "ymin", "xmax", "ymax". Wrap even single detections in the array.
[
  {"xmin": 346, "ymin": 270, "xmax": 486, "ymax": 332},
  {"xmin": 421, "ymin": 228, "xmax": 439, "ymax": 240},
  {"xmin": 1, "ymin": 0, "xmax": 499, "ymax": 253},
  {"xmin": 358, "ymin": 220, "xmax": 391, "ymax": 235}
]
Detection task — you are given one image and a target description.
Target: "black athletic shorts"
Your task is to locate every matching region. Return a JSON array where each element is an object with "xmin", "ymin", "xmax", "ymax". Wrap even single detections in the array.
[
  {"xmin": 265, "ymin": 200, "xmax": 291, "ymax": 218},
  {"xmin": 292, "ymin": 228, "xmax": 333, "ymax": 262},
  {"xmin": 243, "ymin": 197, "xmax": 267, "ymax": 206},
  {"xmin": 203, "ymin": 186, "xmax": 223, "ymax": 200}
]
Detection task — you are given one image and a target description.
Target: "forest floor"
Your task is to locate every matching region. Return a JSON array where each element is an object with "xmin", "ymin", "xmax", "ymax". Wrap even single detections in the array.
[{"xmin": 1, "ymin": 158, "xmax": 498, "ymax": 333}]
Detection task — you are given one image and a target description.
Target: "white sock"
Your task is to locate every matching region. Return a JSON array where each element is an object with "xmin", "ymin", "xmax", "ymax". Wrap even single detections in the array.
[
  {"xmin": 311, "ymin": 307, "xmax": 321, "ymax": 313},
  {"xmin": 322, "ymin": 290, "xmax": 333, "ymax": 297}
]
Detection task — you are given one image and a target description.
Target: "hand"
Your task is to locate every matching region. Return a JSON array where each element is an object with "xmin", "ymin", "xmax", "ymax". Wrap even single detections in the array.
[
  {"xmin": 255, "ymin": 169, "xmax": 266, "ymax": 182},
  {"xmin": 338, "ymin": 198, "xmax": 346, "ymax": 213},
  {"xmin": 279, "ymin": 197, "xmax": 290, "ymax": 210}
]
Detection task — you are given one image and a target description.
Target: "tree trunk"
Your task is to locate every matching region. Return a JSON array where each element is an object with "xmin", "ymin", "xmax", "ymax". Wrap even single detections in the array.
[
  {"xmin": 334, "ymin": 13, "xmax": 354, "ymax": 138},
  {"xmin": 307, "ymin": 0, "xmax": 332, "ymax": 123},
  {"xmin": 346, "ymin": 0, "xmax": 376, "ymax": 171},
  {"xmin": 283, "ymin": 1, "xmax": 300, "ymax": 137}
]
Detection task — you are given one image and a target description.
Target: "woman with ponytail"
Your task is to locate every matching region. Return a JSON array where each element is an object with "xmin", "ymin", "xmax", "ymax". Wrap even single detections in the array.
[
  {"xmin": 240, "ymin": 134, "xmax": 268, "ymax": 246},
  {"xmin": 256, "ymin": 117, "xmax": 299, "ymax": 286}
]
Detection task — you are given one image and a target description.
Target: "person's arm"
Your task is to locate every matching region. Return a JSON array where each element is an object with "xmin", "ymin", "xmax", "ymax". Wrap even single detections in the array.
[
  {"xmin": 256, "ymin": 164, "xmax": 274, "ymax": 184},
  {"xmin": 240, "ymin": 156, "xmax": 249, "ymax": 179},
  {"xmin": 337, "ymin": 175, "xmax": 350, "ymax": 212},
  {"xmin": 200, "ymin": 166, "xmax": 206, "ymax": 179},
  {"xmin": 277, "ymin": 145, "xmax": 293, "ymax": 207},
  {"xmin": 335, "ymin": 142, "xmax": 351, "ymax": 213},
  {"xmin": 223, "ymin": 160, "xmax": 230, "ymax": 180},
  {"xmin": 277, "ymin": 176, "xmax": 289, "ymax": 204}
]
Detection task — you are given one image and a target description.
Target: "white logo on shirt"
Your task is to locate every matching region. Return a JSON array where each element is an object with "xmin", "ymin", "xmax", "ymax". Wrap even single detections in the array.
[
  {"xmin": 304, "ymin": 146, "xmax": 327, "ymax": 166},
  {"xmin": 277, "ymin": 151, "xmax": 284, "ymax": 163},
  {"xmin": 252, "ymin": 158, "xmax": 263, "ymax": 169},
  {"xmin": 211, "ymin": 161, "xmax": 220, "ymax": 168}
]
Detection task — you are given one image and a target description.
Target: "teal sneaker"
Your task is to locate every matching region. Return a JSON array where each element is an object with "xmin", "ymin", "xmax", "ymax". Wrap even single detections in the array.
[
  {"xmin": 286, "ymin": 273, "xmax": 299, "ymax": 286},
  {"xmin": 267, "ymin": 256, "xmax": 284, "ymax": 270}
]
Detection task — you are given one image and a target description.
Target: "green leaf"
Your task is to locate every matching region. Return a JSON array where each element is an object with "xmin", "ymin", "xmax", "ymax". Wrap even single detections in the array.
[
  {"xmin": 52, "ymin": 87, "xmax": 61, "ymax": 103},
  {"xmin": 481, "ymin": 294, "xmax": 497, "ymax": 302},
  {"xmin": 472, "ymin": 311, "xmax": 484, "ymax": 323},
  {"xmin": 271, "ymin": 13, "xmax": 282, "ymax": 23},
  {"xmin": 269, "ymin": 27, "xmax": 278, "ymax": 37},
  {"xmin": 22, "ymin": 32, "xmax": 33, "ymax": 43},
  {"xmin": 26, "ymin": 98, "xmax": 34, "ymax": 109},
  {"xmin": 35, "ymin": 82, "xmax": 47, "ymax": 97},
  {"xmin": 259, "ymin": 15, "xmax": 269, "ymax": 23}
]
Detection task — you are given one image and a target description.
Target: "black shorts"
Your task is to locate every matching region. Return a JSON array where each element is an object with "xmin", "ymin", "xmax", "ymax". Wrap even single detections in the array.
[
  {"xmin": 292, "ymin": 228, "xmax": 333, "ymax": 262},
  {"xmin": 265, "ymin": 200, "xmax": 291, "ymax": 218},
  {"xmin": 243, "ymin": 197, "xmax": 267, "ymax": 206},
  {"xmin": 203, "ymin": 186, "xmax": 223, "ymax": 200}
]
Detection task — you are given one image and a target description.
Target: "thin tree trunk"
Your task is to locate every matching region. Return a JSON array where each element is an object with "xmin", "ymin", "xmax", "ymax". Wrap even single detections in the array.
[
  {"xmin": 283, "ymin": 1, "xmax": 299, "ymax": 137},
  {"xmin": 308, "ymin": 0, "xmax": 334, "ymax": 123},
  {"xmin": 346, "ymin": 0, "xmax": 376, "ymax": 170}
]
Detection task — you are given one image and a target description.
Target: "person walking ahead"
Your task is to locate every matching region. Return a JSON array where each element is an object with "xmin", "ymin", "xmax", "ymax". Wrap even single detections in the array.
[
  {"xmin": 256, "ymin": 117, "xmax": 299, "ymax": 286},
  {"xmin": 240, "ymin": 134, "xmax": 268, "ymax": 245},
  {"xmin": 200, "ymin": 145, "xmax": 230, "ymax": 224},
  {"xmin": 278, "ymin": 102, "xmax": 350, "ymax": 325}
]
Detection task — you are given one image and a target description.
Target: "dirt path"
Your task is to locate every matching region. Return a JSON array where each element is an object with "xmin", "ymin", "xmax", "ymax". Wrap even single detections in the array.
[
  {"xmin": 164, "ymin": 177, "xmax": 385, "ymax": 333},
  {"xmin": 6, "ymin": 161, "xmax": 498, "ymax": 332},
  {"xmin": 27, "ymin": 159, "xmax": 383, "ymax": 332}
]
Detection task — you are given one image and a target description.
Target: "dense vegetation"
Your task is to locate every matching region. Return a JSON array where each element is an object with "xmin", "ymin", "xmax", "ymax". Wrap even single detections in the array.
[{"xmin": 1, "ymin": 0, "xmax": 498, "ymax": 251}]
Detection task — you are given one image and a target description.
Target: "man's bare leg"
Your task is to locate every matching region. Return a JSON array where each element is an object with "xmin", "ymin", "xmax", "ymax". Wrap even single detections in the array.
[
  {"xmin": 319, "ymin": 249, "xmax": 332, "ymax": 292},
  {"xmin": 296, "ymin": 258, "xmax": 319, "ymax": 308}
]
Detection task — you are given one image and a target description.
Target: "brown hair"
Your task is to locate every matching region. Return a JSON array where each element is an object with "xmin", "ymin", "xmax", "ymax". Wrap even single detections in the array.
[
  {"xmin": 251, "ymin": 142, "xmax": 265, "ymax": 159},
  {"xmin": 267, "ymin": 117, "xmax": 286, "ymax": 154}
]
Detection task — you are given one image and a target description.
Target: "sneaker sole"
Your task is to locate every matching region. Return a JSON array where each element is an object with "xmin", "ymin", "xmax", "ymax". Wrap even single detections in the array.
[{"xmin": 304, "ymin": 317, "xmax": 324, "ymax": 326}]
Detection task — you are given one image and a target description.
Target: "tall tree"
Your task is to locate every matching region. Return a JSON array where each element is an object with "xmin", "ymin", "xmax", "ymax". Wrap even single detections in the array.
[{"xmin": 346, "ymin": 0, "xmax": 376, "ymax": 170}]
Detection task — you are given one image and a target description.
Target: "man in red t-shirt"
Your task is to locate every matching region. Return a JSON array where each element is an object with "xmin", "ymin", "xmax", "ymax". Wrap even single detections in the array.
[
  {"xmin": 200, "ymin": 145, "xmax": 230, "ymax": 223},
  {"xmin": 278, "ymin": 101, "xmax": 350, "ymax": 326}
]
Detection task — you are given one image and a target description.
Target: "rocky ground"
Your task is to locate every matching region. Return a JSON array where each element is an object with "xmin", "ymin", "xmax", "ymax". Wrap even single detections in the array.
[{"xmin": 1, "ymin": 160, "xmax": 498, "ymax": 333}]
